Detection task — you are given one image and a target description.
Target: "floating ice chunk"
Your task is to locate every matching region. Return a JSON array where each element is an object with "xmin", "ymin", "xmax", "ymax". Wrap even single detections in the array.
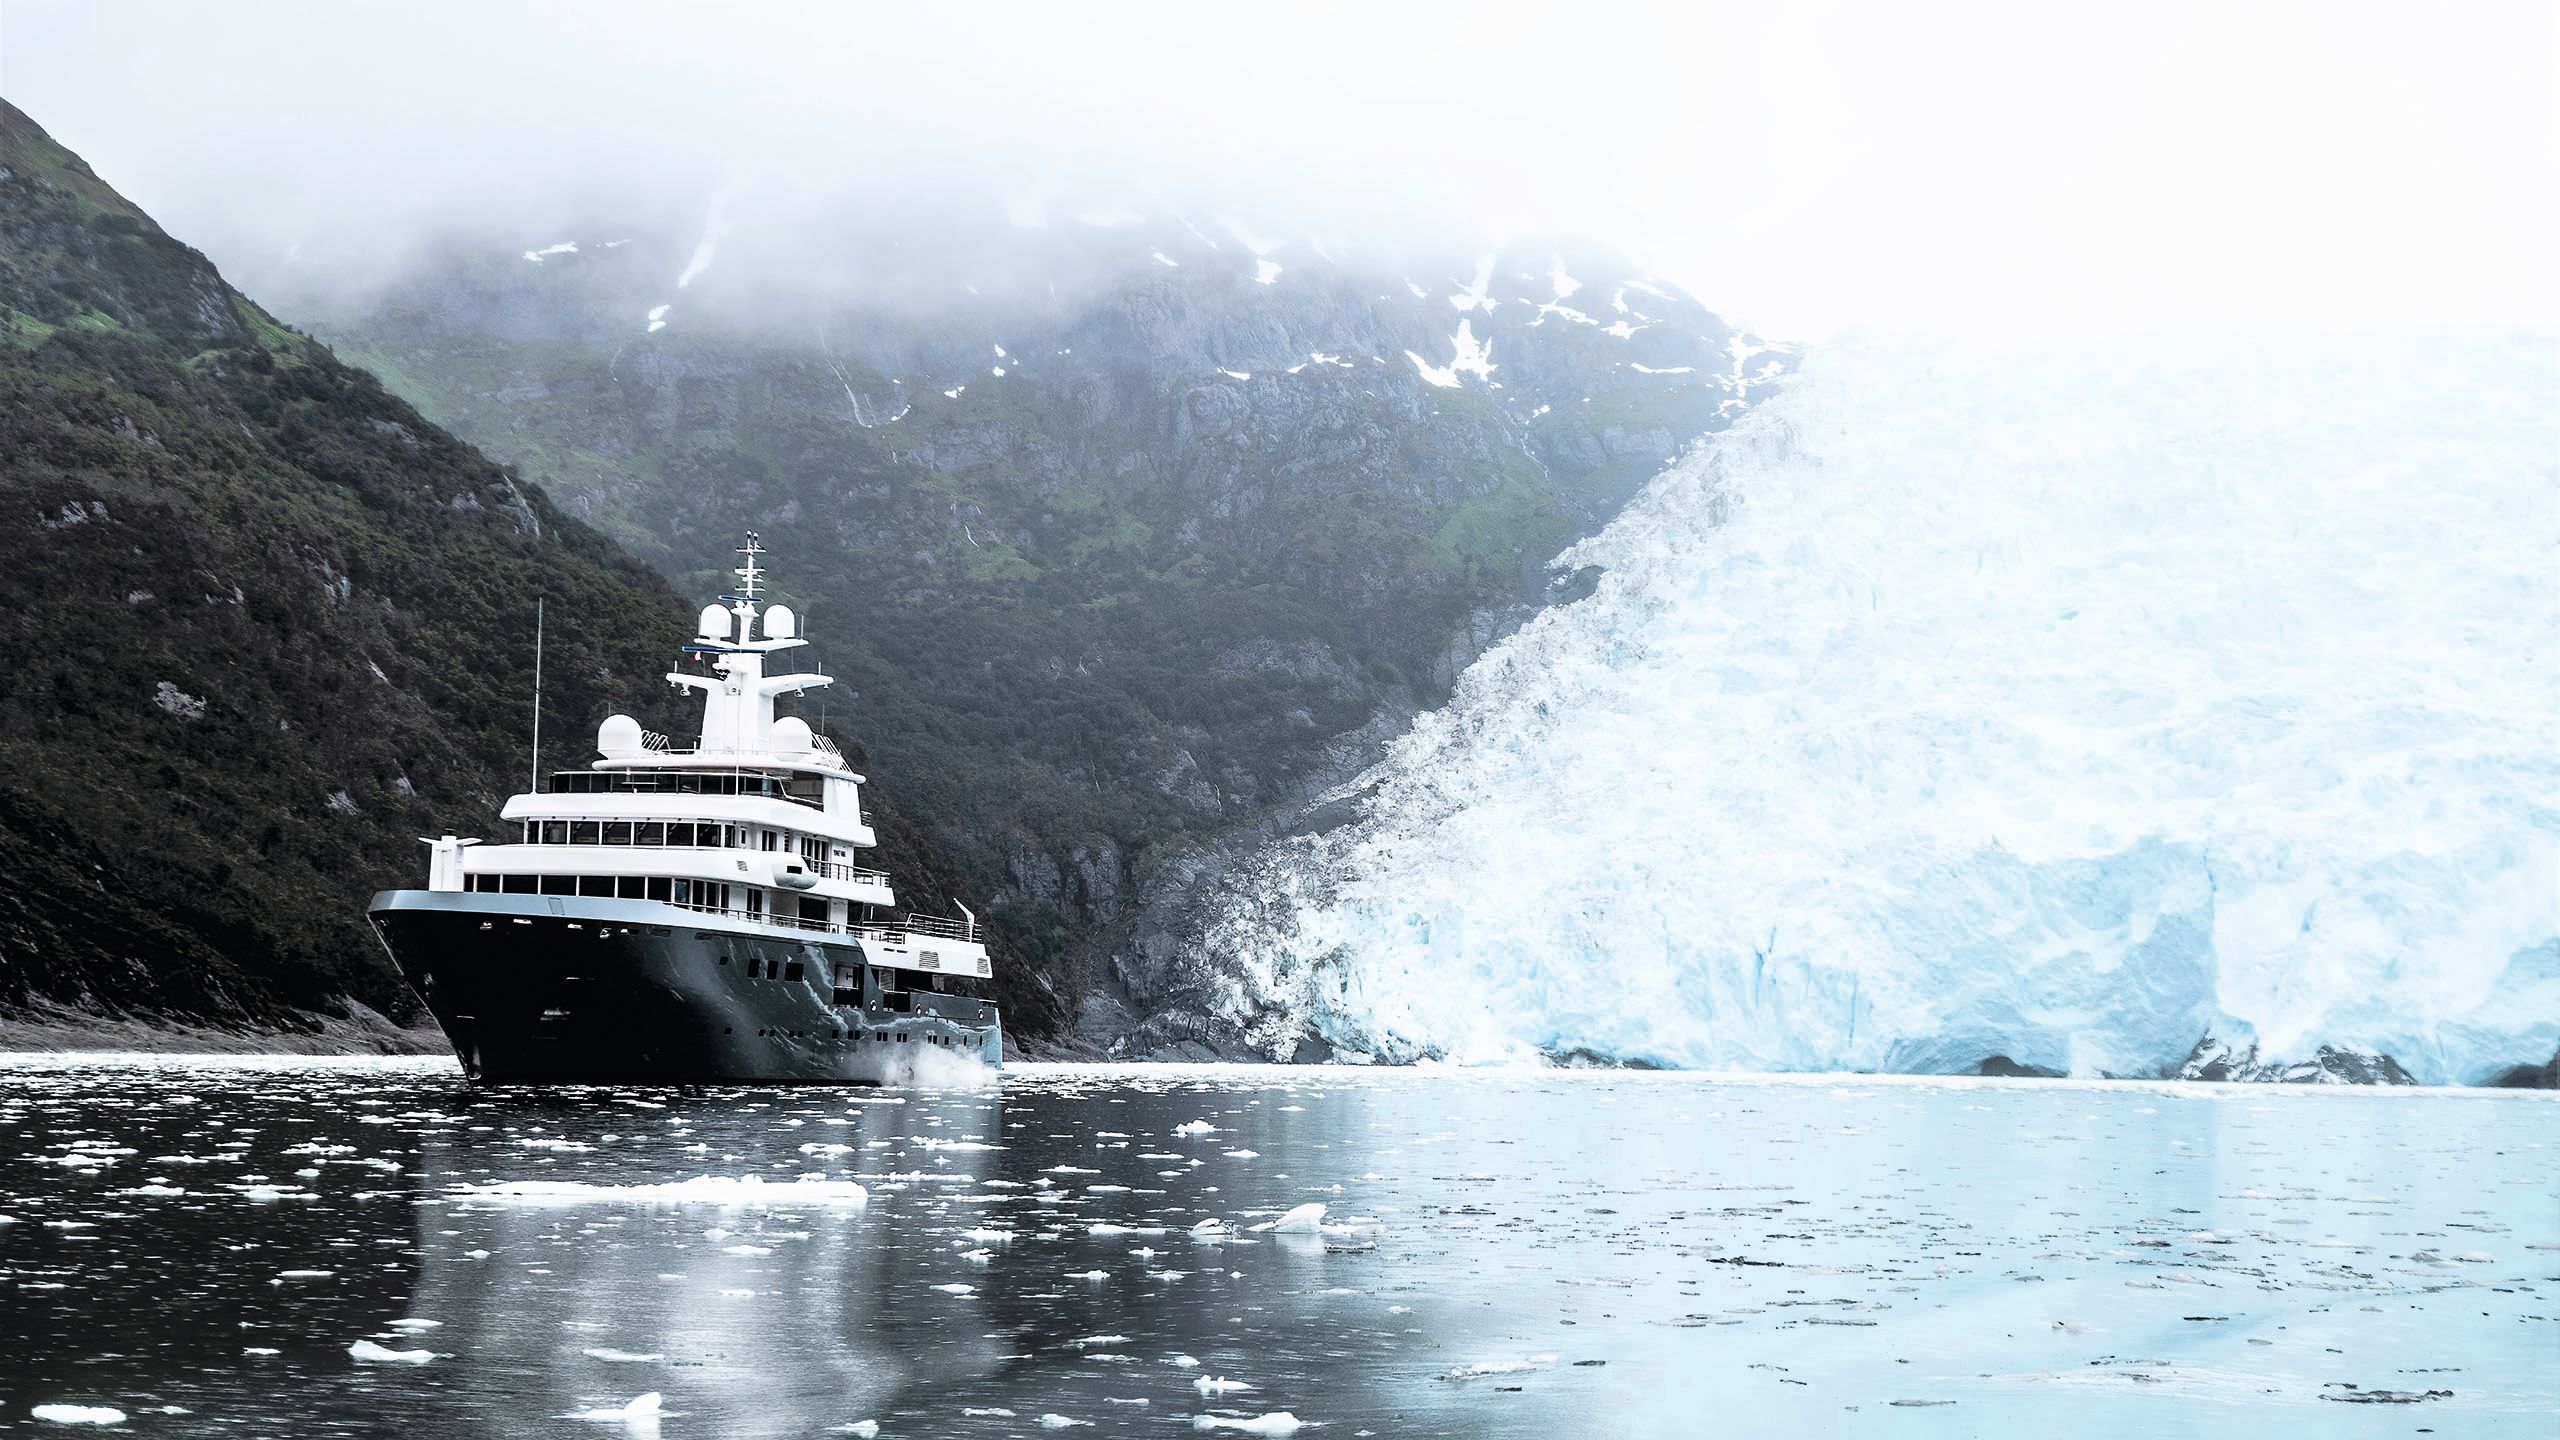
[
  {"xmin": 565, "ymin": 1393, "xmax": 663, "ymax": 1423},
  {"xmin": 1037, "ymin": 1416, "xmax": 1089, "ymax": 1429},
  {"xmin": 1173, "ymin": 1121, "xmax": 1219, "ymax": 1136},
  {"xmin": 348, "ymin": 1340, "xmax": 440, "ymax": 1364},
  {"xmin": 583, "ymin": 1348, "xmax": 661, "ymax": 1362},
  {"xmin": 943, "ymin": 386, "xmax": 966, "ymax": 400},
  {"xmin": 1194, "ymin": 1415, "xmax": 1305, "ymax": 1436},
  {"xmin": 931, "ymin": 1282, "xmax": 977, "ymax": 1295},
  {"xmin": 832, "ymin": 1424, "xmax": 880, "ymax": 1438},
  {"xmin": 1190, "ymin": 1217, "xmax": 1228, "ymax": 1233},
  {"xmin": 720, "ymin": 1244, "xmax": 772, "ymax": 1256},
  {"xmin": 243, "ymin": 1347, "xmax": 279, "ymax": 1356},
  {"xmin": 446, "ymin": 1176, "xmax": 866, "ymax": 1207},
  {"xmin": 1067, "ymin": 1269, "xmax": 1111, "ymax": 1281},
  {"xmin": 961, "ymin": 1411, "xmax": 1014, "ymax": 1419},
  {"xmin": 1194, "ymin": 1376, "xmax": 1255, "ymax": 1396},
  {"xmin": 1222, "ymin": 1149, "xmax": 1260, "ymax": 1159},
  {"xmin": 30, "ymin": 1405, "xmax": 126, "ymax": 1425},
  {"xmin": 1066, "ymin": 1334, "xmax": 1133, "ymax": 1348},
  {"xmin": 275, "ymin": 1270, "xmax": 333, "ymax": 1280},
  {"xmin": 959, "ymin": 1228, "xmax": 1013, "ymax": 1243},
  {"xmin": 1253, "ymin": 1203, "xmax": 1328, "ymax": 1235}
]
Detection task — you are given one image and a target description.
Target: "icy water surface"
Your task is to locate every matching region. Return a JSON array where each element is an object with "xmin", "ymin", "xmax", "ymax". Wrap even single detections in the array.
[{"xmin": 0, "ymin": 1058, "xmax": 2553, "ymax": 1437}]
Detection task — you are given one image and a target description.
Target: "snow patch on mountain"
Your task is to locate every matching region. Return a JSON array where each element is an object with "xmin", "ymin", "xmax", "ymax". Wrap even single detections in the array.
[{"xmin": 1192, "ymin": 333, "xmax": 2560, "ymax": 1083}]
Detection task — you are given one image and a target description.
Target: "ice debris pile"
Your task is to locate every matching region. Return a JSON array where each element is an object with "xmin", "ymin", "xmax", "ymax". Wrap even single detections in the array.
[{"xmin": 1194, "ymin": 332, "xmax": 2560, "ymax": 1083}]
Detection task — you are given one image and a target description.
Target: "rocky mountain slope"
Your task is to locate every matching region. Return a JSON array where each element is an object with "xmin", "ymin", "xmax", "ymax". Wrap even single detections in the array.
[
  {"xmin": 0, "ymin": 102, "xmax": 1030, "ymax": 1043},
  {"xmin": 275, "ymin": 206, "xmax": 1789, "ymax": 1038}
]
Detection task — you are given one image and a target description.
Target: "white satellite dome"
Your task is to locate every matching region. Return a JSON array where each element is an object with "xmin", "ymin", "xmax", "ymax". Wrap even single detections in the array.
[
  {"xmin": 769, "ymin": 715, "xmax": 815, "ymax": 753},
  {"xmin": 762, "ymin": 603, "xmax": 797, "ymax": 640},
  {"xmin": 697, "ymin": 604, "xmax": 733, "ymax": 640},
  {"xmin": 597, "ymin": 713, "xmax": 646, "ymax": 759}
]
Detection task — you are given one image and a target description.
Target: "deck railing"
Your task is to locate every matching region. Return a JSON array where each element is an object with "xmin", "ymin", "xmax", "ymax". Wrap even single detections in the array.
[
  {"xmin": 811, "ymin": 860, "xmax": 892, "ymax": 886},
  {"xmin": 659, "ymin": 898, "xmax": 978, "ymax": 946}
]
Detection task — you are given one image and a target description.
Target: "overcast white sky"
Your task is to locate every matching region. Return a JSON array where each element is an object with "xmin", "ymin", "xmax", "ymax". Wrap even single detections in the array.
[{"xmin": 4, "ymin": 0, "xmax": 2553, "ymax": 340}]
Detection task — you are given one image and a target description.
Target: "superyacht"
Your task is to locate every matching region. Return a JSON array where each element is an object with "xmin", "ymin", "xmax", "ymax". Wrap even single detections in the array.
[{"xmin": 368, "ymin": 536, "xmax": 1000, "ymax": 1082}]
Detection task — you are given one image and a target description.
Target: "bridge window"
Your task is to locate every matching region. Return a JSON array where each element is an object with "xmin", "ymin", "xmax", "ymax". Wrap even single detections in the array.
[
  {"xmin": 604, "ymin": 820, "xmax": 632, "ymax": 845},
  {"xmin": 541, "ymin": 821, "xmax": 568, "ymax": 845},
  {"xmin": 539, "ymin": 875, "xmax": 574, "ymax": 896},
  {"xmin": 638, "ymin": 821, "xmax": 665, "ymax": 846},
  {"xmin": 571, "ymin": 821, "xmax": 601, "ymax": 845},
  {"xmin": 646, "ymin": 877, "xmax": 672, "ymax": 902},
  {"xmin": 578, "ymin": 875, "xmax": 613, "ymax": 897}
]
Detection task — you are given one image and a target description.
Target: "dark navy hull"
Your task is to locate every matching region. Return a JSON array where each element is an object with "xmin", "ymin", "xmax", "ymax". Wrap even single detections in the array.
[{"xmin": 367, "ymin": 891, "xmax": 1002, "ymax": 1084}]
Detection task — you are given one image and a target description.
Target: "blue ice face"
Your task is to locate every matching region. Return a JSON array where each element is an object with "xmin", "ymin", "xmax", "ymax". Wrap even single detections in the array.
[{"xmin": 1191, "ymin": 333, "xmax": 2560, "ymax": 1083}]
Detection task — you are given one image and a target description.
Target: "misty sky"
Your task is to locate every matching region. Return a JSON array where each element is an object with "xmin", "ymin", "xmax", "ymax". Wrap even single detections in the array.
[{"xmin": 4, "ymin": 0, "xmax": 2553, "ymax": 341}]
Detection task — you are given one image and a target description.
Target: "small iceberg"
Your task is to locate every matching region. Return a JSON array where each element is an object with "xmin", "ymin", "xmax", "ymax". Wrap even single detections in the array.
[
  {"xmin": 348, "ymin": 1340, "xmax": 440, "ymax": 1364},
  {"xmin": 445, "ymin": 1175, "xmax": 867, "ymax": 1207},
  {"xmin": 30, "ymin": 1405, "xmax": 127, "ymax": 1426},
  {"xmin": 566, "ymin": 1392, "xmax": 664, "ymax": 1423},
  {"xmin": 1194, "ymin": 1377, "xmax": 1257, "ymax": 1396},
  {"xmin": 1194, "ymin": 1415, "xmax": 1306, "ymax": 1436}
]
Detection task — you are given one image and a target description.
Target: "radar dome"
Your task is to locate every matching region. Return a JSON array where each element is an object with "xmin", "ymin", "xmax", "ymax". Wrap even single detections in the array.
[
  {"xmin": 762, "ymin": 604, "xmax": 797, "ymax": 640},
  {"xmin": 697, "ymin": 604, "xmax": 733, "ymax": 640},
  {"xmin": 597, "ymin": 714, "xmax": 646, "ymax": 759},
  {"xmin": 770, "ymin": 716, "xmax": 814, "ymax": 752}
]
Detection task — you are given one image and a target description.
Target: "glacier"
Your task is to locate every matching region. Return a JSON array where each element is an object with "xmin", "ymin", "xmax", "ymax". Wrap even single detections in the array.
[{"xmin": 1193, "ymin": 333, "xmax": 2560, "ymax": 1083}]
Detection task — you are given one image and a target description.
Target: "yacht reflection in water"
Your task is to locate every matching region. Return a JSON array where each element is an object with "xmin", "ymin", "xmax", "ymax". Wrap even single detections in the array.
[{"xmin": 404, "ymin": 1087, "xmax": 1006, "ymax": 1435}]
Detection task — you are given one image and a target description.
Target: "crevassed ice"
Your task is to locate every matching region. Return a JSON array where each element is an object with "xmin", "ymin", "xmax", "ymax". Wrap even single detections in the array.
[{"xmin": 1197, "ymin": 333, "xmax": 2560, "ymax": 1083}]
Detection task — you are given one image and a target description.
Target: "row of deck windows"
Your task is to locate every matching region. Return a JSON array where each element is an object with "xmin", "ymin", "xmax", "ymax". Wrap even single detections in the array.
[
  {"xmin": 468, "ymin": 873, "xmax": 841, "ymax": 929},
  {"xmin": 466, "ymin": 873, "xmax": 741, "ymax": 909},
  {"xmin": 521, "ymin": 822, "xmax": 838, "ymax": 871},
  {"xmin": 547, "ymin": 769, "xmax": 824, "ymax": 808},
  {"xmin": 525, "ymin": 820, "xmax": 744, "ymax": 848}
]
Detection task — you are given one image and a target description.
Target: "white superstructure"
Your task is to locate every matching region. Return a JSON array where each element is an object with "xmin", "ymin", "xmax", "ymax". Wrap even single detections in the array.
[{"xmin": 422, "ymin": 535, "xmax": 989, "ymax": 981}]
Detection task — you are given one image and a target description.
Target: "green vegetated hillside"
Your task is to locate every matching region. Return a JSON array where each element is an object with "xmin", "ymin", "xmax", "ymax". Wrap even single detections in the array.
[
  {"xmin": 287, "ymin": 211, "xmax": 1791, "ymax": 1045},
  {"xmin": 0, "ymin": 100, "xmax": 1043, "ymax": 1042}
]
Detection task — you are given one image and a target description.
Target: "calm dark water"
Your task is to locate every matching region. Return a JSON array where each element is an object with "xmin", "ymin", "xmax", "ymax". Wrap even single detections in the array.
[{"xmin": 0, "ymin": 1056, "xmax": 2553, "ymax": 1437}]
